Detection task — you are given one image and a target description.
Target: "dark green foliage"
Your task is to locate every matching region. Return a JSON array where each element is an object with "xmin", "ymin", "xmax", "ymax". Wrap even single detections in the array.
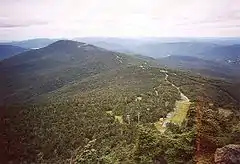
[
  {"xmin": 0, "ymin": 40, "xmax": 145, "ymax": 104},
  {"xmin": 1, "ymin": 64, "xmax": 239, "ymax": 163},
  {"xmin": 0, "ymin": 40, "xmax": 239, "ymax": 163},
  {"xmin": 133, "ymin": 126, "xmax": 195, "ymax": 164}
]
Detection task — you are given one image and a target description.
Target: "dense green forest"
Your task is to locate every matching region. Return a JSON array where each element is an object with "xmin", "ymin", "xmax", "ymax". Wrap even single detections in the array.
[
  {"xmin": 0, "ymin": 41, "xmax": 239, "ymax": 163},
  {"xmin": 1, "ymin": 66, "xmax": 239, "ymax": 163}
]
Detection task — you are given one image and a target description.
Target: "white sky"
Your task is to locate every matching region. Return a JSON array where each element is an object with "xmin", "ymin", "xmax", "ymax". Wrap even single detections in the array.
[{"xmin": 1, "ymin": 0, "xmax": 240, "ymax": 40}]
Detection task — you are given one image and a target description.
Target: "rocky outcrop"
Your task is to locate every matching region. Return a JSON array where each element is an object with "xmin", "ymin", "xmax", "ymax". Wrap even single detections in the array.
[{"xmin": 214, "ymin": 144, "xmax": 240, "ymax": 164}]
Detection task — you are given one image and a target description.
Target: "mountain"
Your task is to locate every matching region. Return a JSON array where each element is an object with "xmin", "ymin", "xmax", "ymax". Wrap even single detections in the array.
[
  {"xmin": 130, "ymin": 43, "xmax": 240, "ymax": 74},
  {"xmin": 130, "ymin": 42, "xmax": 219, "ymax": 58},
  {"xmin": 1, "ymin": 38, "xmax": 59, "ymax": 49},
  {"xmin": 0, "ymin": 39, "xmax": 240, "ymax": 164},
  {"xmin": 158, "ymin": 55, "xmax": 240, "ymax": 79},
  {"xmin": 74, "ymin": 38, "xmax": 219, "ymax": 57},
  {"xmin": 1, "ymin": 61, "xmax": 239, "ymax": 163},
  {"xmin": 74, "ymin": 37, "xmax": 143, "ymax": 54},
  {"xmin": 75, "ymin": 38, "xmax": 240, "ymax": 67},
  {"xmin": 200, "ymin": 45, "xmax": 240, "ymax": 64},
  {"xmin": 0, "ymin": 40, "xmax": 145, "ymax": 104},
  {"xmin": 3, "ymin": 38, "xmax": 240, "ymax": 64},
  {"xmin": 0, "ymin": 45, "xmax": 28, "ymax": 60}
]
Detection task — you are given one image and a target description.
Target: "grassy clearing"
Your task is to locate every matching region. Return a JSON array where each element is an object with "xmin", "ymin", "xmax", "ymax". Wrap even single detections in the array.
[
  {"xmin": 170, "ymin": 100, "xmax": 191, "ymax": 125},
  {"xmin": 155, "ymin": 98, "xmax": 191, "ymax": 132},
  {"xmin": 115, "ymin": 115, "xmax": 123, "ymax": 124}
]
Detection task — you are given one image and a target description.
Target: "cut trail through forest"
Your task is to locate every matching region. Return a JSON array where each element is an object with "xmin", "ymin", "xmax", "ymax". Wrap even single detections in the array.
[{"xmin": 155, "ymin": 70, "xmax": 191, "ymax": 132}]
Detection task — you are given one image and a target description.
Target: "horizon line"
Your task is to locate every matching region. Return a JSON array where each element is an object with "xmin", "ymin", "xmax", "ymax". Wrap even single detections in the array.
[{"xmin": 1, "ymin": 36, "xmax": 240, "ymax": 43}]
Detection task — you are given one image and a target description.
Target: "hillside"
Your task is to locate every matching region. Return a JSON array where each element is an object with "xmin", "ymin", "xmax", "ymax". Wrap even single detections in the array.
[
  {"xmin": 75, "ymin": 39, "xmax": 220, "ymax": 58},
  {"xmin": 74, "ymin": 37, "xmax": 240, "ymax": 56},
  {"xmin": 0, "ymin": 40, "xmax": 239, "ymax": 163},
  {"xmin": 200, "ymin": 45, "xmax": 240, "ymax": 64},
  {"xmin": 0, "ymin": 45, "xmax": 28, "ymax": 60},
  {"xmin": 132, "ymin": 42, "xmax": 219, "ymax": 58},
  {"xmin": 129, "ymin": 42, "xmax": 240, "ymax": 67},
  {"xmin": 1, "ymin": 65, "xmax": 239, "ymax": 163},
  {"xmin": 74, "ymin": 39, "xmax": 240, "ymax": 77},
  {"xmin": 73, "ymin": 39, "xmax": 240, "ymax": 80},
  {"xmin": 0, "ymin": 40, "xmax": 146, "ymax": 104},
  {"xmin": 2, "ymin": 38, "xmax": 58, "ymax": 49},
  {"xmin": 158, "ymin": 55, "xmax": 240, "ymax": 79}
]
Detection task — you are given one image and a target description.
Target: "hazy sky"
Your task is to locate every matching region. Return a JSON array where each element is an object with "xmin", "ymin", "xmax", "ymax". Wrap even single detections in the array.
[{"xmin": 1, "ymin": 0, "xmax": 240, "ymax": 40}]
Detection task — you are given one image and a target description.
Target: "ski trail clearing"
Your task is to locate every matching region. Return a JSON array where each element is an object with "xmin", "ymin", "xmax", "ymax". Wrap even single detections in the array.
[{"xmin": 155, "ymin": 70, "xmax": 191, "ymax": 132}]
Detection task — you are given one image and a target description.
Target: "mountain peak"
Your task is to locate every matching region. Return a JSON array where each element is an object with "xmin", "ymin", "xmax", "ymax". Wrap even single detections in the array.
[
  {"xmin": 45, "ymin": 40, "xmax": 105, "ymax": 52},
  {"xmin": 48, "ymin": 40, "xmax": 86, "ymax": 47}
]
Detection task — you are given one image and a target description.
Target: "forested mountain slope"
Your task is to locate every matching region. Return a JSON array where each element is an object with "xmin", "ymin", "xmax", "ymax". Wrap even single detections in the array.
[
  {"xmin": 1, "ymin": 38, "xmax": 58, "ymax": 49},
  {"xmin": 0, "ymin": 40, "xmax": 239, "ymax": 164},
  {"xmin": 0, "ymin": 40, "xmax": 146, "ymax": 104},
  {"xmin": 0, "ymin": 45, "xmax": 28, "ymax": 60}
]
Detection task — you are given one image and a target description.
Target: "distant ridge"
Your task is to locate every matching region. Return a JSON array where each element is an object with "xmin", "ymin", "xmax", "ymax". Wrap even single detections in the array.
[{"xmin": 0, "ymin": 45, "xmax": 28, "ymax": 60}]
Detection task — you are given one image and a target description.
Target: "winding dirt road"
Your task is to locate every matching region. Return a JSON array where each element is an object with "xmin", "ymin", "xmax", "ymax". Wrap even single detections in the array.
[{"xmin": 155, "ymin": 70, "xmax": 191, "ymax": 132}]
